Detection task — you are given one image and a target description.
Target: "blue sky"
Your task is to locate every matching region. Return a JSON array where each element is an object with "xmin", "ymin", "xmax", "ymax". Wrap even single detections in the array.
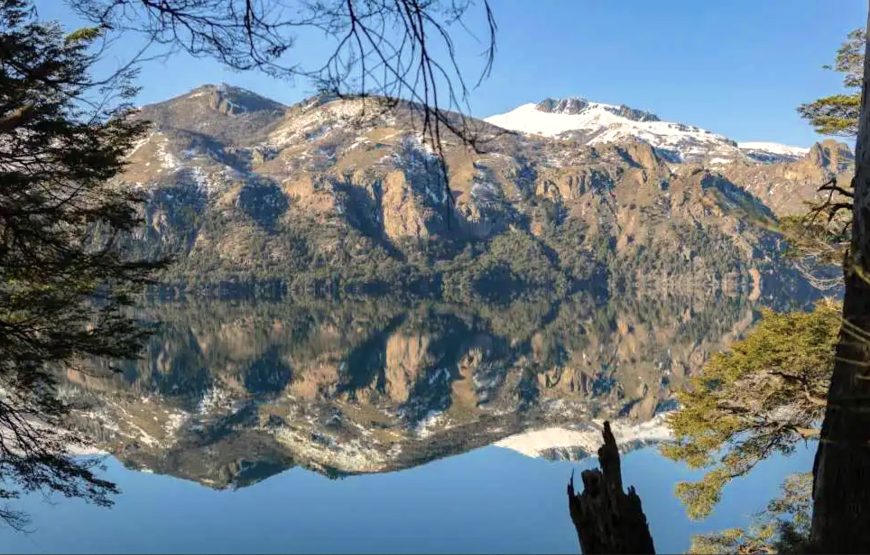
[{"xmin": 37, "ymin": 0, "xmax": 866, "ymax": 147}]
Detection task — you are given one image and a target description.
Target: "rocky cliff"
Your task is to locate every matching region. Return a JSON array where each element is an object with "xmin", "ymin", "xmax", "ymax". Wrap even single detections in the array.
[{"xmin": 116, "ymin": 84, "xmax": 850, "ymax": 301}]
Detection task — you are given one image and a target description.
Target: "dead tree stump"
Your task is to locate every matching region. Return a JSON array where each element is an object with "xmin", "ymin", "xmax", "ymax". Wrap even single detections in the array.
[{"xmin": 567, "ymin": 421, "xmax": 655, "ymax": 554}]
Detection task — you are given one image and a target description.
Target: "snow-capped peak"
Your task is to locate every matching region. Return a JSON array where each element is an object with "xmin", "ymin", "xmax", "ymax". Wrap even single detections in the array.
[
  {"xmin": 738, "ymin": 141, "xmax": 810, "ymax": 163},
  {"xmin": 536, "ymin": 97, "xmax": 660, "ymax": 122},
  {"xmin": 486, "ymin": 100, "xmax": 668, "ymax": 138},
  {"xmin": 484, "ymin": 97, "xmax": 808, "ymax": 165}
]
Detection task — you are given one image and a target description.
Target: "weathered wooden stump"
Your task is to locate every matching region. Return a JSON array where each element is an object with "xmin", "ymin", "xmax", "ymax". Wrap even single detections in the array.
[{"xmin": 567, "ymin": 421, "xmax": 655, "ymax": 554}]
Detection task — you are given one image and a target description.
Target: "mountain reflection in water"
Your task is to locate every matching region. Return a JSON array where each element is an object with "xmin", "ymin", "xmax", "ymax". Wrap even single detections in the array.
[{"xmin": 59, "ymin": 290, "xmax": 772, "ymax": 488}]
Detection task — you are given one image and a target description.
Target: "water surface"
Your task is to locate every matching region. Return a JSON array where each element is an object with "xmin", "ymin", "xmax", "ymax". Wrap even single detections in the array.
[
  {"xmin": 2, "ymin": 291, "xmax": 815, "ymax": 552},
  {"xmin": 2, "ymin": 444, "xmax": 812, "ymax": 553}
]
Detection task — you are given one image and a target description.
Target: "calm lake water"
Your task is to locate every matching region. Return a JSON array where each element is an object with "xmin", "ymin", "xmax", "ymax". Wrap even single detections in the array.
[{"xmin": 0, "ymin": 292, "xmax": 816, "ymax": 553}]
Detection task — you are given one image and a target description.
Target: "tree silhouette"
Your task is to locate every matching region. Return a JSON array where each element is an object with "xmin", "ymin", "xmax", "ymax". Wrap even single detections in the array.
[
  {"xmin": 0, "ymin": 0, "xmax": 162, "ymax": 529},
  {"xmin": 810, "ymin": 17, "xmax": 870, "ymax": 551}
]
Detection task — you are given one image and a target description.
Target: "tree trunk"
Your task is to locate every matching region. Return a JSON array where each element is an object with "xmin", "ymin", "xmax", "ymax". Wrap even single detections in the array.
[
  {"xmin": 810, "ymin": 13, "xmax": 870, "ymax": 553},
  {"xmin": 567, "ymin": 421, "xmax": 655, "ymax": 554}
]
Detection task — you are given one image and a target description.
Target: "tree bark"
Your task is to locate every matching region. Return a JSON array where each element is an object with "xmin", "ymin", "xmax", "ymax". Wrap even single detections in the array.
[
  {"xmin": 567, "ymin": 421, "xmax": 655, "ymax": 554},
  {"xmin": 810, "ymin": 13, "xmax": 870, "ymax": 553}
]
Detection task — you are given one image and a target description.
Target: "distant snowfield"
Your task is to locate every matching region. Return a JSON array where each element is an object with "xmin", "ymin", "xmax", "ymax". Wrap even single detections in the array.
[
  {"xmin": 484, "ymin": 100, "xmax": 808, "ymax": 163},
  {"xmin": 737, "ymin": 141, "xmax": 810, "ymax": 157},
  {"xmin": 493, "ymin": 413, "xmax": 672, "ymax": 460},
  {"xmin": 484, "ymin": 102, "xmax": 711, "ymax": 140}
]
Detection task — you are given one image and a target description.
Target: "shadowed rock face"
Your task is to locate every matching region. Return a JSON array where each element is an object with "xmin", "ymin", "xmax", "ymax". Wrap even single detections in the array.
[
  {"xmin": 535, "ymin": 97, "xmax": 660, "ymax": 122},
  {"xmin": 116, "ymin": 86, "xmax": 847, "ymax": 299},
  {"xmin": 61, "ymin": 282, "xmax": 813, "ymax": 489},
  {"xmin": 536, "ymin": 97, "xmax": 592, "ymax": 115}
]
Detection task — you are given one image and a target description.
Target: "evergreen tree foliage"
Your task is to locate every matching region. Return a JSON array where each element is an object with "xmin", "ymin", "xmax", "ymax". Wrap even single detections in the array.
[
  {"xmin": 660, "ymin": 302, "xmax": 839, "ymax": 520},
  {"xmin": 0, "ymin": 0, "xmax": 159, "ymax": 528},
  {"xmin": 798, "ymin": 28, "xmax": 863, "ymax": 136},
  {"xmin": 689, "ymin": 472, "xmax": 812, "ymax": 554}
]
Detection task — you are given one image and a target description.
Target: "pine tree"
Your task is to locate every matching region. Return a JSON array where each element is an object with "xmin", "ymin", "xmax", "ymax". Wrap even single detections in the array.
[
  {"xmin": 798, "ymin": 28, "xmax": 863, "ymax": 136},
  {"xmin": 660, "ymin": 302, "xmax": 839, "ymax": 520},
  {"xmin": 689, "ymin": 473, "xmax": 812, "ymax": 554},
  {"xmin": 0, "ymin": 0, "xmax": 159, "ymax": 528}
]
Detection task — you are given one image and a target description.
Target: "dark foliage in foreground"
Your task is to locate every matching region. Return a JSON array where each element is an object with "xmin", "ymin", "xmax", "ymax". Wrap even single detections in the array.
[{"xmin": 0, "ymin": 0, "xmax": 161, "ymax": 529}]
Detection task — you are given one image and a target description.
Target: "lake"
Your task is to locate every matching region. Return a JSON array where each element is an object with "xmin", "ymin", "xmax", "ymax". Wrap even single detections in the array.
[{"xmin": 0, "ymin": 291, "xmax": 816, "ymax": 553}]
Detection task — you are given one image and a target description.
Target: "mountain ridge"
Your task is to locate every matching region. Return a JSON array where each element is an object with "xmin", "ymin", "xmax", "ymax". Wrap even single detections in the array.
[
  {"xmin": 484, "ymin": 96, "xmax": 811, "ymax": 165},
  {"xmin": 113, "ymin": 84, "xmax": 848, "ymax": 302}
]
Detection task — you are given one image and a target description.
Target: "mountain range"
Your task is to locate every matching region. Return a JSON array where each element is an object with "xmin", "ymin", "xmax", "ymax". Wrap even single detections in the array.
[
  {"xmin": 115, "ymin": 83, "xmax": 851, "ymax": 302},
  {"xmin": 61, "ymin": 84, "xmax": 854, "ymax": 487}
]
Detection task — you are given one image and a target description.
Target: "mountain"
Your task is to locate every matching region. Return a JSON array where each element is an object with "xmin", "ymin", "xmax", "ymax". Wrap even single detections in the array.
[
  {"xmin": 484, "ymin": 97, "xmax": 809, "ymax": 164},
  {"xmin": 114, "ymin": 84, "xmax": 847, "ymax": 301},
  {"xmin": 64, "ymin": 291, "xmax": 754, "ymax": 486},
  {"xmin": 65, "ymin": 84, "xmax": 854, "ymax": 487}
]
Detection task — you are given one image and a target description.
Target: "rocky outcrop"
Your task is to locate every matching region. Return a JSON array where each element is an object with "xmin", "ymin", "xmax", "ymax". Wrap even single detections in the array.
[
  {"xmin": 719, "ymin": 138, "xmax": 854, "ymax": 217},
  {"xmin": 113, "ymin": 85, "xmax": 842, "ymax": 301},
  {"xmin": 536, "ymin": 97, "xmax": 588, "ymax": 114},
  {"xmin": 535, "ymin": 97, "xmax": 660, "ymax": 122}
]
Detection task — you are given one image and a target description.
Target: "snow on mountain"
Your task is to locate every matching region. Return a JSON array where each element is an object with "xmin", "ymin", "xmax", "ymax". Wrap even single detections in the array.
[
  {"xmin": 493, "ymin": 413, "xmax": 672, "ymax": 461},
  {"xmin": 485, "ymin": 97, "xmax": 807, "ymax": 165},
  {"xmin": 738, "ymin": 141, "xmax": 810, "ymax": 163},
  {"xmin": 485, "ymin": 99, "xmax": 666, "ymax": 138}
]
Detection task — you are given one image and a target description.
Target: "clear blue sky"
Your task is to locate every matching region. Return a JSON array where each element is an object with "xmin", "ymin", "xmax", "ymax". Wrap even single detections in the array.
[{"xmin": 37, "ymin": 0, "xmax": 866, "ymax": 147}]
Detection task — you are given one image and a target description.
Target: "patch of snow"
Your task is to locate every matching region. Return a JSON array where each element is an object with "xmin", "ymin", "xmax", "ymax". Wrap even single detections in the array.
[
  {"xmin": 709, "ymin": 157, "xmax": 732, "ymax": 165},
  {"xmin": 156, "ymin": 137, "xmax": 180, "ymax": 170},
  {"xmin": 347, "ymin": 135, "xmax": 371, "ymax": 151},
  {"xmin": 738, "ymin": 141, "xmax": 809, "ymax": 157},
  {"xmin": 66, "ymin": 443, "xmax": 107, "ymax": 456},
  {"xmin": 414, "ymin": 410, "xmax": 446, "ymax": 438},
  {"xmin": 266, "ymin": 97, "xmax": 373, "ymax": 148},
  {"xmin": 163, "ymin": 411, "xmax": 188, "ymax": 436},
  {"xmin": 493, "ymin": 413, "xmax": 673, "ymax": 459},
  {"xmin": 221, "ymin": 97, "xmax": 246, "ymax": 114},
  {"xmin": 487, "ymin": 102, "xmax": 619, "ymax": 137},
  {"xmin": 125, "ymin": 133, "xmax": 153, "ymax": 159},
  {"xmin": 427, "ymin": 367, "xmax": 450, "ymax": 385},
  {"xmin": 273, "ymin": 427, "xmax": 388, "ymax": 473},
  {"xmin": 484, "ymin": 100, "xmax": 758, "ymax": 164},
  {"xmin": 188, "ymin": 166, "xmax": 212, "ymax": 193},
  {"xmin": 738, "ymin": 141, "xmax": 810, "ymax": 163},
  {"xmin": 197, "ymin": 385, "xmax": 234, "ymax": 415}
]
